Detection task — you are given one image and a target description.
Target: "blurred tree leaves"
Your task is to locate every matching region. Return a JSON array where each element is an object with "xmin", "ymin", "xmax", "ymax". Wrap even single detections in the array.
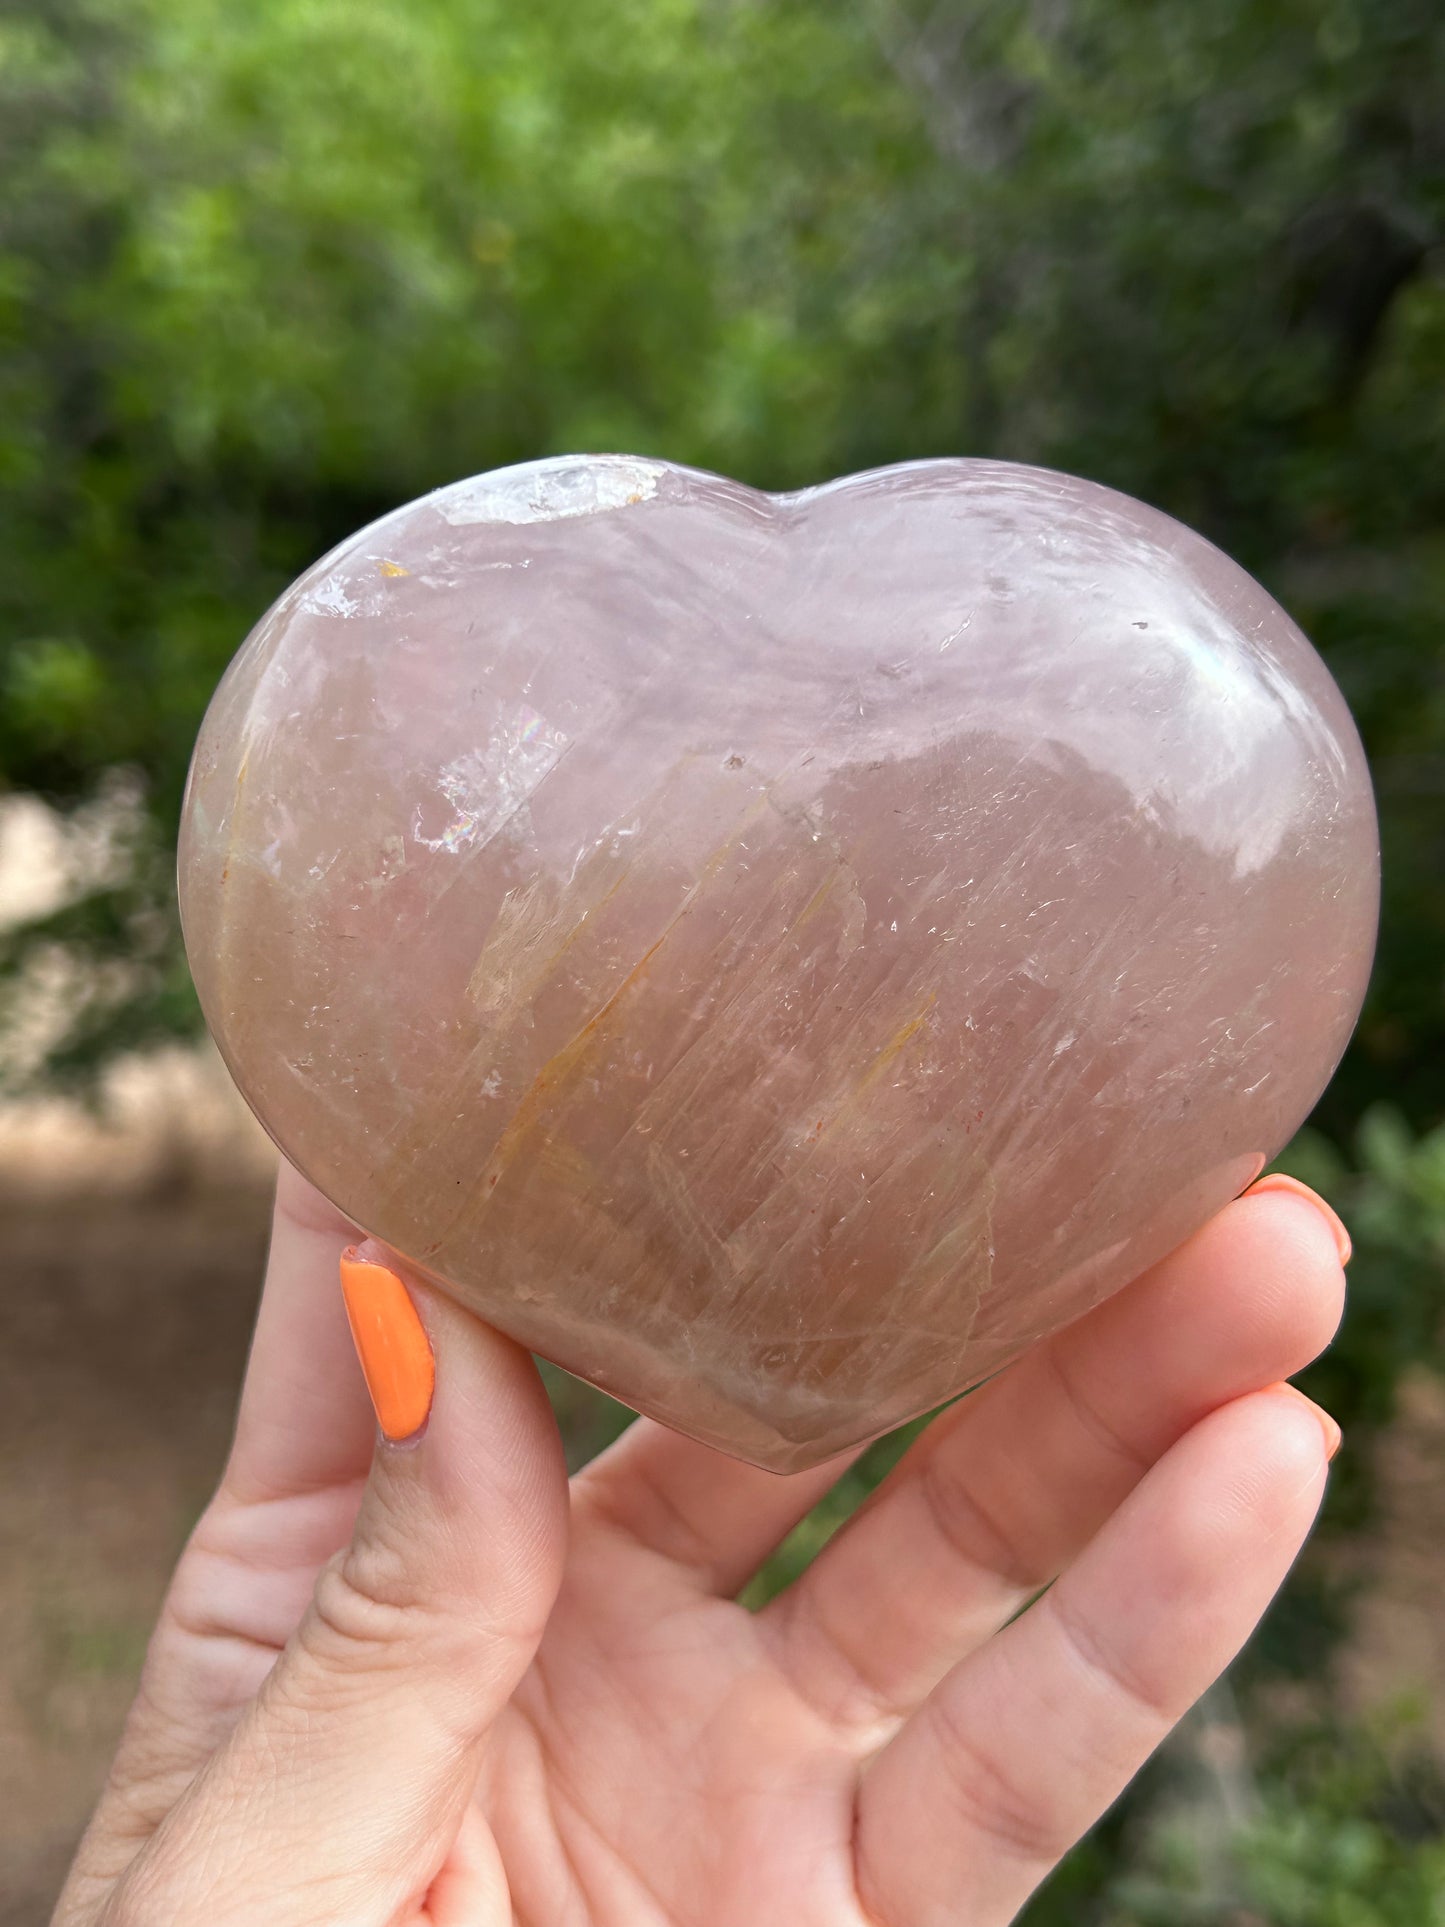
[{"xmin": 1, "ymin": 0, "xmax": 1440, "ymax": 1099}]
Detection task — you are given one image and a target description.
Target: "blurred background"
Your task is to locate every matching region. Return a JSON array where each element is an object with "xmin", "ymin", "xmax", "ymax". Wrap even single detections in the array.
[{"xmin": 1, "ymin": 0, "xmax": 1442, "ymax": 1918}]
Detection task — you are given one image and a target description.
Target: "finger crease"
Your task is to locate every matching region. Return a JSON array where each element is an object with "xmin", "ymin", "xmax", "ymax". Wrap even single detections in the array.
[
  {"xmin": 917, "ymin": 1446, "xmax": 1043, "ymax": 1592},
  {"xmin": 161, "ymin": 1602, "xmax": 286, "ymax": 1662},
  {"xmin": 1049, "ymin": 1588, "xmax": 1173, "ymax": 1729},
  {"xmin": 849, "ymin": 1779, "xmax": 908, "ymax": 1927},
  {"xmin": 1042, "ymin": 1343, "xmax": 1152, "ymax": 1476},
  {"xmin": 927, "ymin": 1685, "xmax": 1067, "ymax": 1865}
]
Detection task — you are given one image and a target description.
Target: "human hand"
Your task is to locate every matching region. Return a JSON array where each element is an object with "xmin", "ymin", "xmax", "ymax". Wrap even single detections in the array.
[{"xmin": 56, "ymin": 1163, "xmax": 1348, "ymax": 1926}]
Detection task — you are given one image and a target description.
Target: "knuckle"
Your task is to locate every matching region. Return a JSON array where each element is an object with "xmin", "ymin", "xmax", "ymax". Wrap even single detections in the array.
[
  {"xmin": 303, "ymin": 1545, "xmax": 426, "ymax": 1671},
  {"xmin": 1044, "ymin": 1344, "xmax": 1150, "ymax": 1476},
  {"xmin": 285, "ymin": 1538, "xmax": 527, "ymax": 1745},
  {"xmin": 930, "ymin": 1689, "xmax": 1066, "ymax": 1865},
  {"xmin": 269, "ymin": 1477, "xmax": 560, "ymax": 1744},
  {"xmin": 1052, "ymin": 1590, "xmax": 1174, "ymax": 1727},
  {"xmin": 916, "ymin": 1443, "xmax": 1041, "ymax": 1591}
]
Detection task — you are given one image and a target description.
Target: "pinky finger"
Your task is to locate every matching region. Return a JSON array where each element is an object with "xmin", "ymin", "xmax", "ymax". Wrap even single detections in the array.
[{"xmin": 853, "ymin": 1386, "xmax": 1334, "ymax": 1927}]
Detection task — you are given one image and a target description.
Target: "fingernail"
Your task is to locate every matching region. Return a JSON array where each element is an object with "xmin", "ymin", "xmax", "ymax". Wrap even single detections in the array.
[
  {"xmin": 1271, "ymin": 1381, "xmax": 1343, "ymax": 1462},
  {"xmin": 339, "ymin": 1249, "xmax": 435, "ymax": 1442},
  {"xmin": 1244, "ymin": 1172, "xmax": 1352, "ymax": 1266}
]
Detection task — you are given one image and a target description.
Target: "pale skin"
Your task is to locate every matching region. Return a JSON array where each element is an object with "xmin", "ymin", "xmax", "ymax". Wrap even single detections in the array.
[{"xmin": 57, "ymin": 1163, "xmax": 1347, "ymax": 1927}]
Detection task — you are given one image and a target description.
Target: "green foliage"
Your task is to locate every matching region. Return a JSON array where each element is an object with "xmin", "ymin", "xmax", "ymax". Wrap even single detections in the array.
[
  {"xmin": 1064, "ymin": 1711, "xmax": 1445, "ymax": 1926},
  {"xmin": 2, "ymin": 0, "xmax": 1442, "ymax": 1106},
  {"xmin": 1283, "ymin": 1112, "xmax": 1445, "ymax": 1449}
]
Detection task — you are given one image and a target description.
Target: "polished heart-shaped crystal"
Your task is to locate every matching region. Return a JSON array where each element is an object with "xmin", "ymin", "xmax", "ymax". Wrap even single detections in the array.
[{"xmin": 179, "ymin": 456, "xmax": 1378, "ymax": 1470}]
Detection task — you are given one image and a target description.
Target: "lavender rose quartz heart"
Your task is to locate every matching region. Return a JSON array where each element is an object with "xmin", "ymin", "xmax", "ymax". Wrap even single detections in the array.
[{"xmin": 178, "ymin": 456, "xmax": 1378, "ymax": 1471}]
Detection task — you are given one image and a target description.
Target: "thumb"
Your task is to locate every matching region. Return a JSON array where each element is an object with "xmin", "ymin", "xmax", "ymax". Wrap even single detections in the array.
[{"xmin": 109, "ymin": 1245, "xmax": 568, "ymax": 1927}]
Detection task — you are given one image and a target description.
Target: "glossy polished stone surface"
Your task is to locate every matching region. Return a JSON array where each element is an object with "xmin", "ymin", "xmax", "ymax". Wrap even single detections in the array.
[{"xmin": 180, "ymin": 456, "xmax": 1378, "ymax": 1470}]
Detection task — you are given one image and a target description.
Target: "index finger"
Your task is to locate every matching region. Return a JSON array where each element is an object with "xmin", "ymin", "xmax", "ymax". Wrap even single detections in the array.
[{"xmin": 221, "ymin": 1160, "xmax": 376, "ymax": 1505}]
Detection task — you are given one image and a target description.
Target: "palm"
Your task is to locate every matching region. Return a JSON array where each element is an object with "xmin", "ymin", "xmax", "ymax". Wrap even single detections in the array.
[
  {"xmin": 62, "ymin": 1165, "xmax": 1344, "ymax": 1927},
  {"xmin": 487, "ymin": 1548, "xmax": 863, "ymax": 1925}
]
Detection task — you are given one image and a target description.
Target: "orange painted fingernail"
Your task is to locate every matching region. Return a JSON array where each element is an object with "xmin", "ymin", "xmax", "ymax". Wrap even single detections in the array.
[
  {"xmin": 339, "ymin": 1249, "xmax": 435, "ymax": 1442},
  {"xmin": 1270, "ymin": 1381, "xmax": 1343, "ymax": 1461},
  {"xmin": 1244, "ymin": 1172, "xmax": 1352, "ymax": 1266}
]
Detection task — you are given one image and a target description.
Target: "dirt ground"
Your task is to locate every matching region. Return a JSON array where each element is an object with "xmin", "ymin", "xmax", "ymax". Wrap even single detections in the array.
[
  {"xmin": 4, "ymin": 1056, "xmax": 1445, "ymax": 1925},
  {"xmin": 1, "ymin": 1175, "xmax": 271, "ymax": 1924}
]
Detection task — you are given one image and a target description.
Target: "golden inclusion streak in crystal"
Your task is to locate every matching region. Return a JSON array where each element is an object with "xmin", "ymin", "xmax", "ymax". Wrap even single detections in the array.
[
  {"xmin": 438, "ymin": 802, "xmax": 793, "ymax": 1245},
  {"xmin": 443, "ymin": 900, "xmax": 696, "ymax": 1244},
  {"xmin": 858, "ymin": 995, "xmax": 938, "ymax": 1090}
]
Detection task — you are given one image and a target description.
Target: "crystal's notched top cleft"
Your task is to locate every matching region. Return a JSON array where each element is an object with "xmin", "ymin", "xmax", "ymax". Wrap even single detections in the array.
[{"xmin": 179, "ymin": 455, "xmax": 1379, "ymax": 1470}]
